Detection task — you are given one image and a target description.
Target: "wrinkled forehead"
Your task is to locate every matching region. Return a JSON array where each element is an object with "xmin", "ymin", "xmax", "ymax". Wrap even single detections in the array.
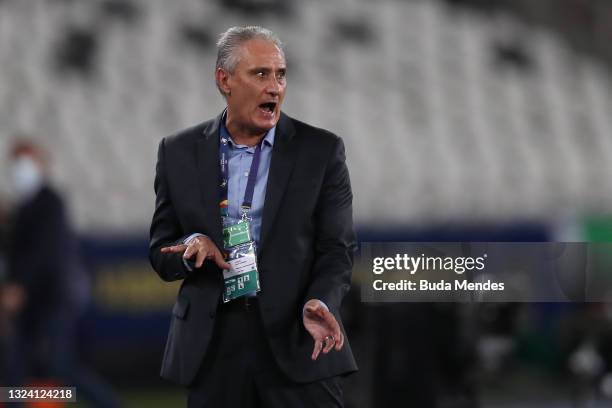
[{"xmin": 236, "ymin": 38, "xmax": 286, "ymax": 69}]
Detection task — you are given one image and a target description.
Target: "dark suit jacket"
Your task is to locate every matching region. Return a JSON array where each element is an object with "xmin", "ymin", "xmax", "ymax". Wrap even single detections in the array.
[
  {"xmin": 8, "ymin": 185, "xmax": 86, "ymax": 331},
  {"xmin": 149, "ymin": 111, "xmax": 358, "ymax": 386}
]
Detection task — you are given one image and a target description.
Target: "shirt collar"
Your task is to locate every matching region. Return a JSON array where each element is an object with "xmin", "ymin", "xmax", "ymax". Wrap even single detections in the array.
[{"xmin": 220, "ymin": 110, "xmax": 276, "ymax": 148}]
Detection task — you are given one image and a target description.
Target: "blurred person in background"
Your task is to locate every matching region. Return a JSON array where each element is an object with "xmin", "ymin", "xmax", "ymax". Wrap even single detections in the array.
[
  {"xmin": 150, "ymin": 26, "xmax": 357, "ymax": 407},
  {"xmin": 2, "ymin": 139, "xmax": 122, "ymax": 408},
  {"xmin": 0, "ymin": 196, "xmax": 16, "ymax": 379}
]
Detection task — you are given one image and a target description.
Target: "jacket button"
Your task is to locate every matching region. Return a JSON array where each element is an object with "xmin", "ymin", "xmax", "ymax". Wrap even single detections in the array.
[{"xmin": 209, "ymin": 311, "xmax": 215, "ymax": 319}]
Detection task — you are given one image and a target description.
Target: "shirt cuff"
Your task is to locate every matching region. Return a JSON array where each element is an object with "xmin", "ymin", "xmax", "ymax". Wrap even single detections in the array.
[
  {"xmin": 182, "ymin": 233, "xmax": 206, "ymax": 272},
  {"xmin": 183, "ymin": 233, "xmax": 206, "ymax": 245}
]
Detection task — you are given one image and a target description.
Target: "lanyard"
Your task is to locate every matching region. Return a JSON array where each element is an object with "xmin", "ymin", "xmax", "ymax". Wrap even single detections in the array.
[{"xmin": 219, "ymin": 134, "xmax": 263, "ymax": 221}]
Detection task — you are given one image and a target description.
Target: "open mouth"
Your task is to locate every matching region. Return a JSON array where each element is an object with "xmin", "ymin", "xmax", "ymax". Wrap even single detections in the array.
[{"xmin": 258, "ymin": 102, "xmax": 277, "ymax": 113}]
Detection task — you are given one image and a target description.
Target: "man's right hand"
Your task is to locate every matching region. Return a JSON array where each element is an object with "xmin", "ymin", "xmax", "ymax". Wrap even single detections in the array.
[{"xmin": 161, "ymin": 236, "xmax": 230, "ymax": 270}]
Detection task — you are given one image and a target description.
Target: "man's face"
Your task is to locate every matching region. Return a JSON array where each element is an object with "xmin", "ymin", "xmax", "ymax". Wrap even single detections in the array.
[{"xmin": 220, "ymin": 38, "xmax": 287, "ymax": 135}]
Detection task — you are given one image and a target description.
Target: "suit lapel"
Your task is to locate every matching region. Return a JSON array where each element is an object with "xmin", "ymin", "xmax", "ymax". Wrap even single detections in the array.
[
  {"xmin": 259, "ymin": 113, "xmax": 297, "ymax": 252},
  {"xmin": 197, "ymin": 113, "xmax": 224, "ymax": 248}
]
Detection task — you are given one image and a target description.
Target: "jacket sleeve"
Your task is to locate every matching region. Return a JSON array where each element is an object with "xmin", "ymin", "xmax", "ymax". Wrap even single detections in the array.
[
  {"xmin": 149, "ymin": 137, "xmax": 191, "ymax": 282},
  {"xmin": 304, "ymin": 136, "xmax": 357, "ymax": 313}
]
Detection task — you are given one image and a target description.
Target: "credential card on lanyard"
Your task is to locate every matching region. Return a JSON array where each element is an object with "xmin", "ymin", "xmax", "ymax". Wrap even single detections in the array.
[
  {"xmin": 222, "ymin": 242, "xmax": 260, "ymax": 302},
  {"xmin": 223, "ymin": 220, "xmax": 251, "ymax": 249},
  {"xmin": 218, "ymin": 128, "xmax": 264, "ymax": 302}
]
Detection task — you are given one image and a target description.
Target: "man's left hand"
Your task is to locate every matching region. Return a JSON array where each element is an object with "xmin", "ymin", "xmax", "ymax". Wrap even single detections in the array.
[{"xmin": 303, "ymin": 299, "xmax": 344, "ymax": 361}]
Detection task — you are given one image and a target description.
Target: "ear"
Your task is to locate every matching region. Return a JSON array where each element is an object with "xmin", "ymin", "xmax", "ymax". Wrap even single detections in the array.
[{"xmin": 215, "ymin": 68, "xmax": 231, "ymax": 96}]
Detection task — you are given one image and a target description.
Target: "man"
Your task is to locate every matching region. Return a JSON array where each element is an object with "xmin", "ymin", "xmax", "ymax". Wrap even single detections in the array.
[
  {"xmin": 149, "ymin": 26, "xmax": 357, "ymax": 407},
  {"xmin": 4, "ymin": 140, "xmax": 121, "ymax": 408}
]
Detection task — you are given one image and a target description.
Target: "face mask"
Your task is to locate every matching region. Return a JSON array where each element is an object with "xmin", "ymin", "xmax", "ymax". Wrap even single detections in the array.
[{"xmin": 11, "ymin": 156, "xmax": 43, "ymax": 200}]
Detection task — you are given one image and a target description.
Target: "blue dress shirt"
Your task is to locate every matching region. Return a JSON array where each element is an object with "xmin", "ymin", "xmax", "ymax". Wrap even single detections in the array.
[
  {"xmin": 219, "ymin": 120, "xmax": 275, "ymax": 247},
  {"xmin": 182, "ymin": 118, "xmax": 274, "ymax": 264}
]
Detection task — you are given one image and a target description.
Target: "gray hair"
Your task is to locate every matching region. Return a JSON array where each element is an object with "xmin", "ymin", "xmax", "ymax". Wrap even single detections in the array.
[{"xmin": 215, "ymin": 26, "xmax": 285, "ymax": 96}]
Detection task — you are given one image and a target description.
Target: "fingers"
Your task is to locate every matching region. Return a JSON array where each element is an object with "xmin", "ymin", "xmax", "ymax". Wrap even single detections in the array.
[
  {"xmin": 183, "ymin": 243, "xmax": 198, "ymax": 260},
  {"xmin": 312, "ymin": 333, "xmax": 341, "ymax": 360},
  {"xmin": 317, "ymin": 308, "xmax": 339, "ymax": 333},
  {"xmin": 335, "ymin": 330, "xmax": 344, "ymax": 351},
  {"xmin": 194, "ymin": 246, "xmax": 207, "ymax": 268},
  {"xmin": 306, "ymin": 308, "xmax": 345, "ymax": 360},
  {"xmin": 212, "ymin": 247, "xmax": 231, "ymax": 270},
  {"xmin": 160, "ymin": 244, "xmax": 187, "ymax": 254},
  {"xmin": 312, "ymin": 339, "xmax": 323, "ymax": 361},
  {"xmin": 190, "ymin": 237, "xmax": 212, "ymax": 268},
  {"xmin": 322, "ymin": 335, "xmax": 335, "ymax": 354},
  {"xmin": 161, "ymin": 237, "xmax": 230, "ymax": 270},
  {"xmin": 323, "ymin": 312, "xmax": 344, "ymax": 351}
]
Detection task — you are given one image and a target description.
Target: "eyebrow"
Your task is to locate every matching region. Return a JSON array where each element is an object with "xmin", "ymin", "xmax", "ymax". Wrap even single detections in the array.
[{"xmin": 248, "ymin": 67, "xmax": 287, "ymax": 74}]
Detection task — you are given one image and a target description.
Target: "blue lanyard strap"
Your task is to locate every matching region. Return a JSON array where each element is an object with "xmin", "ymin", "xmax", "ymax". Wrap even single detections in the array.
[{"xmin": 219, "ymin": 135, "xmax": 263, "ymax": 220}]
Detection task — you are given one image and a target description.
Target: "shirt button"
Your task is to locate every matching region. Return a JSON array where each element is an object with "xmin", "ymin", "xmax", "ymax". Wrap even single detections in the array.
[{"xmin": 244, "ymin": 172, "xmax": 249, "ymax": 177}]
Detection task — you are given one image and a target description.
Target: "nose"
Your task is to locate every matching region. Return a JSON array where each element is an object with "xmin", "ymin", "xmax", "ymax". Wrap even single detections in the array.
[{"xmin": 265, "ymin": 75, "xmax": 283, "ymax": 96}]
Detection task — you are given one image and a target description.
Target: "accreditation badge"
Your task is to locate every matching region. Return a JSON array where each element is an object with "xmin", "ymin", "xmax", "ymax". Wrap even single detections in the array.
[
  {"xmin": 221, "ymin": 220, "xmax": 261, "ymax": 302},
  {"xmin": 223, "ymin": 220, "xmax": 251, "ymax": 248},
  {"xmin": 222, "ymin": 242, "xmax": 261, "ymax": 302}
]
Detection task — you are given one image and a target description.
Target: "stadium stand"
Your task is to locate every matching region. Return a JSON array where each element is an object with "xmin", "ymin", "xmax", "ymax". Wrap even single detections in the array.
[{"xmin": 1, "ymin": 0, "xmax": 611, "ymax": 234}]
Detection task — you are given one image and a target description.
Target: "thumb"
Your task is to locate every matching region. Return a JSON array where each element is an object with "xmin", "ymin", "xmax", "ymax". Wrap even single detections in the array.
[{"xmin": 304, "ymin": 304, "xmax": 323, "ymax": 318}]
